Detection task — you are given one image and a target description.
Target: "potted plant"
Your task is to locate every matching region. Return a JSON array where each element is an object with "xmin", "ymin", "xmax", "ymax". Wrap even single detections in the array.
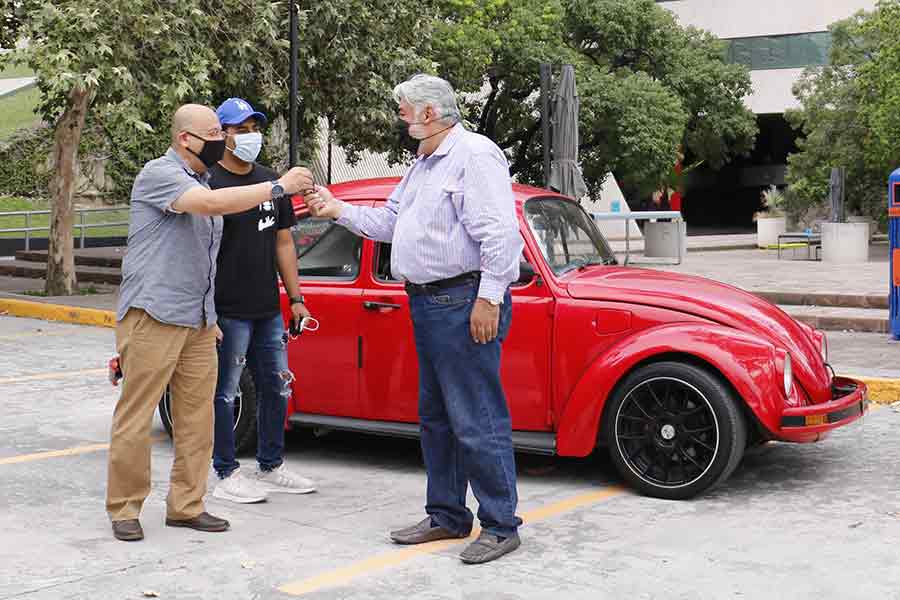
[{"xmin": 755, "ymin": 185, "xmax": 787, "ymax": 248}]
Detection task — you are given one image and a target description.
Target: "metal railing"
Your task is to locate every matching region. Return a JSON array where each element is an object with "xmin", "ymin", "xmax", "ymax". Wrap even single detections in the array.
[
  {"xmin": 591, "ymin": 210, "xmax": 685, "ymax": 265},
  {"xmin": 0, "ymin": 206, "xmax": 129, "ymax": 251}
]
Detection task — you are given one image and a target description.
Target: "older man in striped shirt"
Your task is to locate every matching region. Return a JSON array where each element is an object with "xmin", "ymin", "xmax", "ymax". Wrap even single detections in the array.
[{"xmin": 304, "ymin": 74, "xmax": 524, "ymax": 564}]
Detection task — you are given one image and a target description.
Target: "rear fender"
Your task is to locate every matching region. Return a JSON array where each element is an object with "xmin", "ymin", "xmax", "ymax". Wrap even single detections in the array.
[{"xmin": 555, "ymin": 323, "xmax": 781, "ymax": 457}]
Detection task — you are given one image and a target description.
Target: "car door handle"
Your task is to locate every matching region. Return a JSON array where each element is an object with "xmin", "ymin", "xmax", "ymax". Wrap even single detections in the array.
[{"xmin": 363, "ymin": 301, "xmax": 402, "ymax": 310}]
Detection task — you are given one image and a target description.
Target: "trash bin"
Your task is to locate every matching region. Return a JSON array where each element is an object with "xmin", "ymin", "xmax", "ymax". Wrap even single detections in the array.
[
  {"xmin": 889, "ymin": 169, "xmax": 900, "ymax": 339},
  {"xmin": 643, "ymin": 220, "xmax": 686, "ymax": 259}
]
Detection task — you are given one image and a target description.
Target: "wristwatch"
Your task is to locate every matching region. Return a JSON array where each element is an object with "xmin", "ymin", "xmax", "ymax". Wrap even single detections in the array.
[
  {"xmin": 482, "ymin": 297, "xmax": 501, "ymax": 306},
  {"xmin": 289, "ymin": 295, "xmax": 305, "ymax": 305},
  {"xmin": 270, "ymin": 180, "xmax": 285, "ymax": 199}
]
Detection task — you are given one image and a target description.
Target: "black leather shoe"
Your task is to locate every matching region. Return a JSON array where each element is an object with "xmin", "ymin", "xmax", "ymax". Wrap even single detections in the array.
[
  {"xmin": 112, "ymin": 519, "xmax": 144, "ymax": 541},
  {"xmin": 389, "ymin": 517, "xmax": 469, "ymax": 545},
  {"xmin": 165, "ymin": 512, "xmax": 230, "ymax": 532}
]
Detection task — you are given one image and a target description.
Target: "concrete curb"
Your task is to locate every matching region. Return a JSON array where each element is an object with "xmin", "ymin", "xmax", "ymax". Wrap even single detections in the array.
[
  {"xmin": 0, "ymin": 298, "xmax": 897, "ymax": 403},
  {"xmin": 850, "ymin": 375, "xmax": 900, "ymax": 405},
  {"xmin": 0, "ymin": 298, "xmax": 115, "ymax": 328}
]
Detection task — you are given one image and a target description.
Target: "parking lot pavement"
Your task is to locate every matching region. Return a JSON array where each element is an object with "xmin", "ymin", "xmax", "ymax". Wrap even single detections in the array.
[{"xmin": 2, "ymin": 314, "xmax": 900, "ymax": 600}]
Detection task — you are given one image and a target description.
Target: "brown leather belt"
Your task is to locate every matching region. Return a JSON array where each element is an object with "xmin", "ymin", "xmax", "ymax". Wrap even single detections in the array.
[{"xmin": 404, "ymin": 271, "xmax": 480, "ymax": 296}]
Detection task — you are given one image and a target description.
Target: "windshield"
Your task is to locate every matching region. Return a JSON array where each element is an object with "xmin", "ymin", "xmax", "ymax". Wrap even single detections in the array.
[{"xmin": 524, "ymin": 197, "xmax": 617, "ymax": 276}]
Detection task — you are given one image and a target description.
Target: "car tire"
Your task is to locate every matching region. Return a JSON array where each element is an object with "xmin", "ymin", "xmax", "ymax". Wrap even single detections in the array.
[
  {"xmin": 157, "ymin": 368, "xmax": 258, "ymax": 455},
  {"xmin": 603, "ymin": 361, "xmax": 747, "ymax": 500}
]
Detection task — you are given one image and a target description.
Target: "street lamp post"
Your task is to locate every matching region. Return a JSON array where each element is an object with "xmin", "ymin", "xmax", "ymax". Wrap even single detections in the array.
[{"xmin": 289, "ymin": 0, "xmax": 299, "ymax": 168}]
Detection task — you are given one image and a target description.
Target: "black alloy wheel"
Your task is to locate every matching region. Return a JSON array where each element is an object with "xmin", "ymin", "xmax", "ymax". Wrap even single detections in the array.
[{"xmin": 604, "ymin": 361, "xmax": 747, "ymax": 500}]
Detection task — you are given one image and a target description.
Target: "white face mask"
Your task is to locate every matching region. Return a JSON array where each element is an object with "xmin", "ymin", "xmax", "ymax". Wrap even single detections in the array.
[
  {"xmin": 407, "ymin": 121, "xmax": 428, "ymax": 140},
  {"xmin": 230, "ymin": 131, "xmax": 263, "ymax": 163}
]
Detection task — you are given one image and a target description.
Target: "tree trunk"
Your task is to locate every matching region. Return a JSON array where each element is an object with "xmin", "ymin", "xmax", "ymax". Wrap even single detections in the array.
[{"xmin": 45, "ymin": 87, "xmax": 90, "ymax": 296}]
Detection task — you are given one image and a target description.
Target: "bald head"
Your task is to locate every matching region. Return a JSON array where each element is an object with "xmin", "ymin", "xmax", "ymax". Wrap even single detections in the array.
[{"xmin": 171, "ymin": 104, "xmax": 220, "ymax": 142}]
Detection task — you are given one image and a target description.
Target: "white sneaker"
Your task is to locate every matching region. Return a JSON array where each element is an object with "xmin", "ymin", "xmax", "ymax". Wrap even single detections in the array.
[
  {"xmin": 255, "ymin": 463, "xmax": 316, "ymax": 494},
  {"xmin": 212, "ymin": 468, "xmax": 268, "ymax": 504}
]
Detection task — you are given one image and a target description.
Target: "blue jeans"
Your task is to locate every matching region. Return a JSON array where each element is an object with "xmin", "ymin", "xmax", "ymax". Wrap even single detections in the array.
[
  {"xmin": 213, "ymin": 313, "xmax": 291, "ymax": 478},
  {"xmin": 409, "ymin": 282, "xmax": 521, "ymax": 538}
]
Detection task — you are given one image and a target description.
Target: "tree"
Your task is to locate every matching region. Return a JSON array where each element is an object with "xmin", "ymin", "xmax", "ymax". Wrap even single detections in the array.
[
  {"xmin": 430, "ymin": 0, "xmax": 757, "ymax": 197},
  {"xmin": 5, "ymin": 2, "xmax": 221, "ymax": 294},
  {"xmin": 0, "ymin": 1, "xmax": 35, "ymax": 49},
  {"xmin": 6, "ymin": 0, "xmax": 432, "ymax": 295},
  {"xmin": 786, "ymin": 1, "xmax": 900, "ymax": 224}
]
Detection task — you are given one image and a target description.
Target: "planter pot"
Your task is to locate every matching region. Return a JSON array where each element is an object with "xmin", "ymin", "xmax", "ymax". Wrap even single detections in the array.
[
  {"xmin": 821, "ymin": 222, "xmax": 869, "ymax": 264},
  {"xmin": 644, "ymin": 220, "xmax": 687, "ymax": 259},
  {"xmin": 756, "ymin": 216, "xmax": 787, "ymax": 248},
  {"xmin": 846, "ymin": 215, "xmax": 876, "ymax": 241}
]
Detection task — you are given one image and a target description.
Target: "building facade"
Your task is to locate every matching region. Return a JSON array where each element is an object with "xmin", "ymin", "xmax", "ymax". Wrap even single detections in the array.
[{"xmin": 657, "ymin": 0, "xmax": 877, "ymax": 227}]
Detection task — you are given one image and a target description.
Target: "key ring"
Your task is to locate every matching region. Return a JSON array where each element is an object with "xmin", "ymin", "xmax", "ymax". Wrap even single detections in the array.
[{"xmin": 286, "ymin": 316, "xmax": 320, "ymax": 341}]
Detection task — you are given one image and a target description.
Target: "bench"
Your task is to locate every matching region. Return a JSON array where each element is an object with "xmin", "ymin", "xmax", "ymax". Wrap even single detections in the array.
[{"xmin": 777, "ymin": 232, "xmax": 822, "ymax": 260}]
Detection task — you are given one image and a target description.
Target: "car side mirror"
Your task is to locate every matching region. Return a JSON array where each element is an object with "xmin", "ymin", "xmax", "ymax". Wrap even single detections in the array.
[{"xmin": 517, "ymin": 261, "xmax": 536, "ymax": 285}]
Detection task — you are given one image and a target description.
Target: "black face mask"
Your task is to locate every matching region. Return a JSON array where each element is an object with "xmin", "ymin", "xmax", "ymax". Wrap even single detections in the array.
[
  {"xmin": 394, "ymin": 119, "xmax": 420, "ymax": 154},
  {"xmin": 185, "ymin": 132, "xmax": 227, "ymax": 168}
]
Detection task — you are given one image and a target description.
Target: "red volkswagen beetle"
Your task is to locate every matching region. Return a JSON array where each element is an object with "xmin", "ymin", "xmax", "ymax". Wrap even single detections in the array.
[{"xmin": 157, "ymin": 177, "xmax": 868, "ymax": 499}]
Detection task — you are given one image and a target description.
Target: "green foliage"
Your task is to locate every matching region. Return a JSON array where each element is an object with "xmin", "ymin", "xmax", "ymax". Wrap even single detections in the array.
[
  {"xmin": 0, "ymin": 125, "xmax": 52, "ymax": 197},
  {"xmin": 2, "ymin": 0, "xmax": 434, "ymax": 193},
  {"xmin": 786, "ymin": 1, "xmax": 900, "ymax": 223},
  {"xmin": 760, "ymin": 185, "xmax": 787, "ymax": 217},
  {"xmin": 0, "ymin": 1, "xmax": 37, "ymax": 49},
  {"xmin": 433, "ymin": 0, "xmax": 757, "ymax": 196},
  {"xmin": 4, "ymin": 0, "xmax": 755, "ymax": 202}
]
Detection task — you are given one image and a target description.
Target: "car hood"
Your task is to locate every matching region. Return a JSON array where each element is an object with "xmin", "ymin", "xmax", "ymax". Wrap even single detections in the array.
[{"xmin": 565, "ymin": 267, "xmax": 829, "ymax": 397}]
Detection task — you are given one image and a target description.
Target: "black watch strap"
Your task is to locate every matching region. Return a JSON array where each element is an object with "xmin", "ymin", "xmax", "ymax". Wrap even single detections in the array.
[{"xmin": 289, "ymin": 295, "xmax": 305, "ymax": 305}]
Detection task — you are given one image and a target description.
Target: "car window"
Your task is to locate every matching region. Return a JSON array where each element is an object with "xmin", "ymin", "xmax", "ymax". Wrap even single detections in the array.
[
  {"xmin": 373, "ymin": 242, "xmax": 400, "ymax": 282},
  {"xmin": 293, "ymin": 217, "xmax": 361, "ymax": 279},
  {"xmin": 524, "ymin": 197, "xmax": 617, "ymax": 276}
]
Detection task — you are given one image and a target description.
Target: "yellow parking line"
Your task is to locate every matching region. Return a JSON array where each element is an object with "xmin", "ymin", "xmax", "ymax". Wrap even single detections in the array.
[
  {"xmin": 278, "ymin": 485, "xmax": 626, "ymax": 596},
  {"xmin": 0, "ymin": 330, "xmax": 75, "ymax": 341},
  {"xmin": 0, "ymin": 368, "xmax": 107, "ymax": 386},
  {"xmin": 0, "ymin": 443, "xmax": 111, "ymax": 465},
  {"xmin": 0, "ymin": 436, "xmax": 166, "ymax": 466}
]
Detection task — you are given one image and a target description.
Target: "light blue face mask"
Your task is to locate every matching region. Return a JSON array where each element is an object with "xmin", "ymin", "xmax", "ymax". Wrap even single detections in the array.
[{"xmin": 230, "ymin": 131, "xmax": 263, "ymax": 163}]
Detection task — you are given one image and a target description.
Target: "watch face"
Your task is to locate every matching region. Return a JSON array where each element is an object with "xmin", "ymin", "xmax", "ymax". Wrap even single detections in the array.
[{"xmin": 271, "ymin": 182, "xmax": 285, "ymax": 197}]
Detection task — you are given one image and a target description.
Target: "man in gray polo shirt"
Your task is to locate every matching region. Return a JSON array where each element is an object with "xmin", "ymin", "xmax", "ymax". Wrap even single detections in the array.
[{"xmin": 107, "ymin": 104, "xmax": 313, "ymax": 542}]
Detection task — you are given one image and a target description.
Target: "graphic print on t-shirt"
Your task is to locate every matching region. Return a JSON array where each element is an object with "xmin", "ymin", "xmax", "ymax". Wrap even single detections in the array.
[
  {"xmin": 258, "ymin": 200, "xmax": 276, "ymax": 231},
  {"xmin": 209, "ymin": 163, "xmax": 298, "ymax": 320}
]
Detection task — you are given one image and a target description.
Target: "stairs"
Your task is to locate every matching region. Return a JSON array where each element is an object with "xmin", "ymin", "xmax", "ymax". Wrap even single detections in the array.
[
  {"xmin": 0, "ymin": 249, "xmax": 123, "ymax": 285},
  {"xmin": 753, "ymin": 291, "xmax": 890, "ymax": 334}
]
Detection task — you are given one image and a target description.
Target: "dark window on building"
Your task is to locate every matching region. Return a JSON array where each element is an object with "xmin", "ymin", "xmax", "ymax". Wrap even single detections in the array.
[{"xmin": 725, "ymin": 32, "xmax": 831, "ymax": 70}]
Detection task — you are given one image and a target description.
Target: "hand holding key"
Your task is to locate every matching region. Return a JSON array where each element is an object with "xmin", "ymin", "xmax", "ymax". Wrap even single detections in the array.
[
  {"xmin": 304, "ymin": 185, "xmax": 343, "ymax": 219},
  {"xmin": 277, "ymin": 167, "xmax": 315, "ymax": 196}
]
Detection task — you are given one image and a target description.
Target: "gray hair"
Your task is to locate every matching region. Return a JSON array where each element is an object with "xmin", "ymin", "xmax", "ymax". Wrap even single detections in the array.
[{"xmin": 393, "ymin": 74, "xmax": 461, "ymax": 124}]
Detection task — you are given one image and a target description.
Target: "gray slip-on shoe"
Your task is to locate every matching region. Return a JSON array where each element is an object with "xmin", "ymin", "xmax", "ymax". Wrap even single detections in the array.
[
  {"xmin": 459, "ymin": 531, "xmax": 521, "ymax": 564},
  {"xmin": 390, "ymin": 517, "xmax": 469, "ymax": 545}
]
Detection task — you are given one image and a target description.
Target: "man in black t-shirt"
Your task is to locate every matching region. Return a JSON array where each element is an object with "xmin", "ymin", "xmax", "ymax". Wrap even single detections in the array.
[{"xmin": 209, "ymin": 98, "xmax": 316, "ymax": 504}]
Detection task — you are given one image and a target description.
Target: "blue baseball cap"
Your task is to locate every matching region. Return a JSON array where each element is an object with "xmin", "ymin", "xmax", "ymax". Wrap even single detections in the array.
[{"xmin": 216, "ymin": 97, "xmax": 268, "ymax": 128}]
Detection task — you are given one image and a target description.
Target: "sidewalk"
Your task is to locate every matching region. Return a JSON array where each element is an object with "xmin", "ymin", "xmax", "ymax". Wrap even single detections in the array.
[{"xmin": 650, "ymin": 244, "xmax": 889, "ymax": 298}]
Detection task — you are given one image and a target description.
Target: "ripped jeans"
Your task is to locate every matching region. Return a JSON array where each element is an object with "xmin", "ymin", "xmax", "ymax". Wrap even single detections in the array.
[{"xmin": 212, "ymin": 313, "xmax": 292, "ymax": 478}]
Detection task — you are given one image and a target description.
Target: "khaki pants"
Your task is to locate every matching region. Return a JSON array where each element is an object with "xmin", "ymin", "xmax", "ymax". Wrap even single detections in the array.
[{"xmin": 106, "ymin": 308, "xmax": 217, "ymax": 522}]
